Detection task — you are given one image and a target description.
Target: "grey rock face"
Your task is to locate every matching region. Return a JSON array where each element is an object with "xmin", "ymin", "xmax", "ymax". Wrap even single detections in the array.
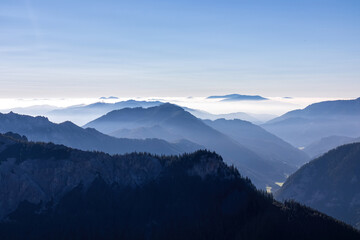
[
  {"xmin": 0, "ymin": 136, "xmax": 164, "ymax": 219},
  {"xmin": 0, "ymin": 135, "xmax": 227, "ymax": 220}
]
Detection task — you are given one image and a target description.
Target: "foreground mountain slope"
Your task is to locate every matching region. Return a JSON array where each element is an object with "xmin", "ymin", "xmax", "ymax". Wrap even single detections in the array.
[
  {"xmin": 0, "ymin": 134, "xmax": 358, "ymax": 240},
  {"xmin": 204, "ymin": 119, "xmax": 309, "ymax": 167},
  {"xmin": 85, "ymin": 104, "xmax": 290, "ymax": 189},
  {"xmin": 304, "ymin": 135, "xmax": 360, "ymax": 158},
  {"xmin": 0, "ymin": 112, "xmax": 201, "ymax": 156},
  {"xmin": 263, "ymin": 98, "xmax": 360, "ymax": 147},
  {"xmin": 275, "ymin": 143, "xmax": 360, "ymax": 229}
]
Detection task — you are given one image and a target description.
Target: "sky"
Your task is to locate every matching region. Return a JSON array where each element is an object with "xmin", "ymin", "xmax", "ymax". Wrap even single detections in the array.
[{"xmin": 0, "ymin": 0, "xmax": 359, "ymax": 98}]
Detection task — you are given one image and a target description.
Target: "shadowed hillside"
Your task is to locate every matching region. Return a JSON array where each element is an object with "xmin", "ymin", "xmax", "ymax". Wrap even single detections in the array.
[
  {"xmin": 276, "ymin": 143, "xmax": 360, "ymax": 229},
  {"xmin": 0, "ymin": 134, "xmax": 358, "ymax": 240}
]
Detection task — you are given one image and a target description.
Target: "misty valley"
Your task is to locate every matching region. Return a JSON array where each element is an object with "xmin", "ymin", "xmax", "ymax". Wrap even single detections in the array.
[
  {"xmin": 1, "ymin": 1, "xmax": 359, "ymax": 238},
  {"xmin": 0, "ymin": 97, "xmax": 359, "ymax": 239}
]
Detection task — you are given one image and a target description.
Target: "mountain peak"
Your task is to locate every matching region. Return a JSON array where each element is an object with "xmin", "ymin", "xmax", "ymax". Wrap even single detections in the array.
[
  {"xmin": 59, "ymin": 121, "xmax": 78, "ymax": 128},
  {"xmin": 157, "ymin": 102, "xmax": 184, "ymax": 111},
  {"xmin": 98, "ymin": 103, "xmax": 187, "ymax": 120}
]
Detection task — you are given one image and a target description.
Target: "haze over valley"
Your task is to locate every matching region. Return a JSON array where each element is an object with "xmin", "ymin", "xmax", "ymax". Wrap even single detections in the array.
[
  {"xmin": 1, "ymin": 0, "xmax": 359, "ymax": 239},
  {"xmin": 1, "ymin": 95, "xmax": 360, "ymax": 238}
]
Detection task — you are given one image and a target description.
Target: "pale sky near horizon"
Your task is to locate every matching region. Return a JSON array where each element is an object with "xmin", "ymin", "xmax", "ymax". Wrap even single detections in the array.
[{"xmin": 1, "ymin": 0, "xmax": 359, "ymax": 98}]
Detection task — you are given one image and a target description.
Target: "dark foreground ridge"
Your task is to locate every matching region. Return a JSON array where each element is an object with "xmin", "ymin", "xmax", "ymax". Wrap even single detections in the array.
[
  {"xmin": 0, "ymin": 134, "xmax": 358, "ymax": 240},
  {"xmin": 276, "ymin": 142, "xmax": 360, "ymax": 230}
]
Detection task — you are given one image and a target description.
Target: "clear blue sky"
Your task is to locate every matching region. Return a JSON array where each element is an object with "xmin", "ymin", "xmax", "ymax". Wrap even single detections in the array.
[{"xmin": 1, "ymin": 0, "xmax": 359, "ymax": 98}]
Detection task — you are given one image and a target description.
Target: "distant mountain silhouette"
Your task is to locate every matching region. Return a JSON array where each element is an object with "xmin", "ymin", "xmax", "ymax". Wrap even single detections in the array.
[
  {"xmin": 46, "ymin": 100, "xmax": 163, "ymax": 125},
  {"xmin": 0, "ymin": 112, "xmax": 201, "ymax": 156},
  {"xmin": 207, "ymin": 94, "xmax": 268, "ymax": 101},
  {"xmin": 99, "ymin": 96, "xmax": 118, "ymax": 100},
  {"xmin": 183, "ymin": 107, "xmax": 276, "ymax": 123},
  {"xmin": 85, "ymin": 103, "xmax": 297, "ymax": 190},
  {"xmin": 183, "ymin": 107, "xmax": 260, "ymax": 123},
  {"xmin": 304, "ymin": 135, "xmax": 360, "ymax": 158},
  {"xmin": 0, "ymin": 134, "xmax": 358, "ymax": 239},
  {"xmin": 275, "ymin": 143, "xmax": 360, "ymax": 230},
  {"xmin": 263, "ymin": 98, "xmax": 360, "ymax": 147},
  {"xmin": 1, "ymin": 105, "xmax": 59, "ymax": 117},
  {"xmin": 204, "ymin": 118, "xmax": 309, "ymax": 168}
]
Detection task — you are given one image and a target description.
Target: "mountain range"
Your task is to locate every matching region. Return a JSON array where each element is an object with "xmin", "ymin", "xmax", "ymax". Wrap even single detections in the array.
[
  {"xmin": 184, "ymin": 107, "xmax": 276, "ymax": 123},
  {"xmin": 304, "ymin": 135, "xmax": 360, "ymax": 158},
  {"xmin": 0, "ymin": 134, "xmax": 358, "ymax": 239},
  {"xmin": 84, "ymin": 103, "xmax": 309, "ymax": 190},
  {"xmin": 46, "ymin": 100, "xmax": 163, "ymax": 125},
  {"xmin": 204, "ymin": 119, "xmax": 309, "ymax": 168},
  {"xmin": 0, "ymin": 112, "xmax": 201, "ymax": 156},
  {"xmin": 2, "ymin": 99, "xmax": 277, "ymax": 125},
  {"xmin": 275, "ymin": 142, "xmax": 360, "ymax": 230},
  {"xmin": 263, "ymin": 98, "xmax": 360, "ymax": 147}
]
